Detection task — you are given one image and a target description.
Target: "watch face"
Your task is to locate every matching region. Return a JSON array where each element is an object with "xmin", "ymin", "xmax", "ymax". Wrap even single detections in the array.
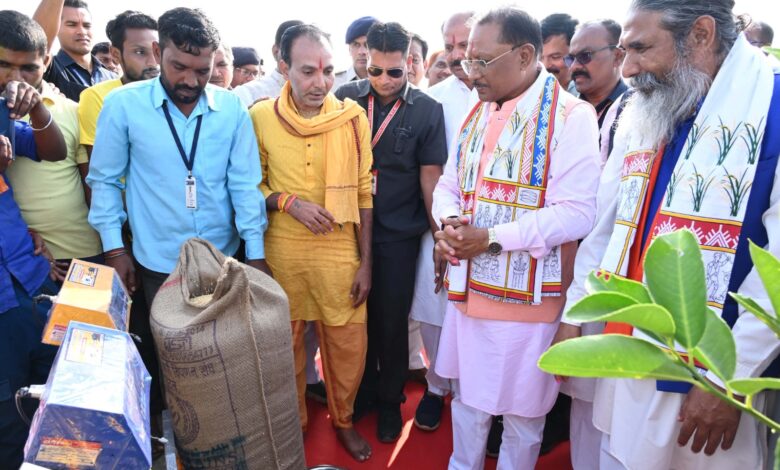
[{"xmin": 488, "ymin": 242, "xmax": 502, "ymax": 255}]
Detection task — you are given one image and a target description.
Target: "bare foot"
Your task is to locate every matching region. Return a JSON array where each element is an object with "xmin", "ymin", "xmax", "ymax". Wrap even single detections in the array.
[{"xmin": 336, "ymin": 427, "xmax": 372, "ymax": 462}]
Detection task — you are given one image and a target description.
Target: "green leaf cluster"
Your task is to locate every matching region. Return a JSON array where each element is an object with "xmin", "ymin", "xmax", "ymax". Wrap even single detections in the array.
[{"xmin": 538, "ymin": 230, "xmax": 780, "ymax": 430}]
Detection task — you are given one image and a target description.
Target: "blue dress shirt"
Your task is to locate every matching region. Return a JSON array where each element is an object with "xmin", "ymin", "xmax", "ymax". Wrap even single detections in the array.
[
  {"xmin": 0, "ymin": 121, "xmax": 51, "ymax": 314},
  {"xmin": 87, "ymin": 78, "xmax": 267, "ymax": 273},
  {"xmin": 44, "ymin": 50, "xmax": 117, "ymax": 102}
]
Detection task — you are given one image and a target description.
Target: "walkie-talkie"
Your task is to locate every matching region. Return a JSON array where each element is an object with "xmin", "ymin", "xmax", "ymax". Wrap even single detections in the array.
[{"xmin": 0, "ymin": 97, "xmax": 15, "ymax": 160}]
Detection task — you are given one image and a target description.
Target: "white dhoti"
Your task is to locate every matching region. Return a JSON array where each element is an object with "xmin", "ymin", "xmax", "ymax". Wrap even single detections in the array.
[
  {"xmin": 408, "ymin": 319, "xmax": 426, "ymax": 370},
  {"xmin": 410, "ymin": 232, "xmax": 451, "ymax": 395},
  {"xmin": 437, "ymin": 303, "xmax": 560, "ymax": 469},
  {"xmin": 594, "ymin": 378, "xmax": 766, "ymax": 470},
  {"xmin": 560, "ymin": 321, "xmax": 604, "ymax": 470}
]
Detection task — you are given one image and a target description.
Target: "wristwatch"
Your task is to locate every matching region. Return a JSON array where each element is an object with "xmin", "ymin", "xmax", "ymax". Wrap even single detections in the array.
[{"xmin": 487, "ymin": 228, "xmax": 503, "ymax": 255}]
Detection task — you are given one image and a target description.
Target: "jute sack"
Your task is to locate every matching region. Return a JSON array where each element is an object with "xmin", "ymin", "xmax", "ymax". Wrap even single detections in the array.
[{"xmin": 151, "ymin": 238, "xmax": 304, "ymax": 470}]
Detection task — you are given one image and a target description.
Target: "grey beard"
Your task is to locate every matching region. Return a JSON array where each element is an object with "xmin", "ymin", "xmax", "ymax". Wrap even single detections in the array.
[{"xmin": 619, "ymin": 56, "xmax": 712, "ymax": 148}]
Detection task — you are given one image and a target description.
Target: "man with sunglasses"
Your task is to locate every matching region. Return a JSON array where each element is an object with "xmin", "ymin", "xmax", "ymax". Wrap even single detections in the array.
[
  {"xmin": 432, "ymin": 7, "xmax": 600, "ymax": 469},
  {"xmin": 568, "ymin": 20, "xmax": 628, "ymax": 129},
  {"xmin": 335, "ymin": 21, "xmax": 447, "ymax": 443}
]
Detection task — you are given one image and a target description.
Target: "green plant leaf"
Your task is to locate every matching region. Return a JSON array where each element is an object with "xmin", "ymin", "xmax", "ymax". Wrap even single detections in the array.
[
  {"xmin": 566, "ymin": 291, "xmax": 638, "ymax": 320},
  {"xmin": 584, "ymin": 270, "xmax": 653, "ymax": 303},
  {"xmin": 691, "ymin": 311, "xmax": 736, "ymax": 381},
  {"xmin": 538, "ymin": 335, "xmax": 695, "ymax": 382},
  {"xmin": 748, "ymin": 241, "xmax": 780, "ymax": 329},
  {"xmin": 644, "ymin": 230, "xmax": 708, "ymax": 349},
  {"xmin": 728, "ymin": 378, "xmax": 780, "ymax": 396},
  {"xmin": 567, "ymin": 303, "xmax": 675, "ymax": 341},
  {"xmin": 730, "ymin": 293, "xmax": 780, "ymax": 337}
]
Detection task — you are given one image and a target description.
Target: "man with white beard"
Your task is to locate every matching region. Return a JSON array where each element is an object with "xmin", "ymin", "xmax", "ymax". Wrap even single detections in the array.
[{"xmin": 553, "ymin": 1, "xmax": 780, "ymax": 469}]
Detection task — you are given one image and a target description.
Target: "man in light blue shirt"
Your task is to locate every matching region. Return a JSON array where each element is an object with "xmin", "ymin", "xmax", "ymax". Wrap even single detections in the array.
[{"xmin": 87, "ymin": 7, "xmax": 269, "ymax": 305}]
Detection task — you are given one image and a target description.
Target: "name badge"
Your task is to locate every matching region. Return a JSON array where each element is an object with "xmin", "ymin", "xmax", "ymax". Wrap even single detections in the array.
[
  {"xmin": 185, "ymin": 176, "xmax": 197, "ymax": 209},
  {"xmin": 371, "ymin": 169, "xmax": 378, "ymax": 196}
]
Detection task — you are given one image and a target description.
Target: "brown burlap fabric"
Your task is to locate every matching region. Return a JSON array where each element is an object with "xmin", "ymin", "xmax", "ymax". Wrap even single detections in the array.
[{"xmin": 151, "ymin": 239, "xmax": 305, "ymax": 470}]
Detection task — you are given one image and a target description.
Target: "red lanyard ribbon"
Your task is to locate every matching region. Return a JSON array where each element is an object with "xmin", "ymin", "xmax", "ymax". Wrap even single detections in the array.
[{"xmin": 368, "ymin": 94, "xmax": 402, "ymax": 149}]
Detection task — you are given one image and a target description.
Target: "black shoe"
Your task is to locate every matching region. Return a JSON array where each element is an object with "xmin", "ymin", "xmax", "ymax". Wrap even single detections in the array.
[
  {"xmin": 414, "ymin": 390, "xmax": 444, "ymax": 431},
  {"xmin": 377, "ymin": 404, "xmax": 403, "ymax": 443},
  {"xmin": 486, "ymin": 415, "xmax": 503, "ymax": 458},
  {"xmin": 305, "ymin": 381, "xmax": 328, "ymax": 405}
]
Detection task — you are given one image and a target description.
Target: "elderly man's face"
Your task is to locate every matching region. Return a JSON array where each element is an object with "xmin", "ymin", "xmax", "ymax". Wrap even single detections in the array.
[
  {"xmin": 466, "ymin": 21, "xmax": 526, "ymax": 103},
  {"xmin": 569, "ymin": 25, "xmax": 622, "ymax": 99},
  {"xmin": 619, "ymin": 9, "xmax": 678, "ymax": 94}
]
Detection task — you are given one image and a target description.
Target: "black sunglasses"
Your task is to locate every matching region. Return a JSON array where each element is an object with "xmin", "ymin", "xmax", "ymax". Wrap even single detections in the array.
[
  {"xmin": 563, "ymin": 45, "xmax": 617, "ymax": 67},
  {"xmin": 367, "ymin": 65, "xmax": 405, "ymax": 78}
]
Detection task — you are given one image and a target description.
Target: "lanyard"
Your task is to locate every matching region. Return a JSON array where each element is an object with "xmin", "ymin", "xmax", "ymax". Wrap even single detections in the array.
[
  {"xmin": 162, "ymin": 100, "xmax": 203, "ymax": 177},
  {"xmin": 367, "ymin": 94, "xmax": 402, "ymax": 149}
]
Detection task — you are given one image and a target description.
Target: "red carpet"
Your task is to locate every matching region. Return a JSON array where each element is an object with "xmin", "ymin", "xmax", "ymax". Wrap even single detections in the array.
[{"xmin": 303, "ymin": 381, "xmax": 572, "ymax": 469}]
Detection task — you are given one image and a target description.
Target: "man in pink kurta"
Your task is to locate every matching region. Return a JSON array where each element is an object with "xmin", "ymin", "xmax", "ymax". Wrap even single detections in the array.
[{"xmin": 431, "ymin": 8, "xmax": 601, "ymax": 469}]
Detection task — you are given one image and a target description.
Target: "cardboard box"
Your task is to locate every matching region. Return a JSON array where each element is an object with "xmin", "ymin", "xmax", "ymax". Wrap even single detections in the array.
[
  {"xmin": 42, "ymin": 259, "xmax": 131, "ymax": 345},
  {"xmin": 24, "ymin": 321, "xmax": 152, "ymax": 469}
]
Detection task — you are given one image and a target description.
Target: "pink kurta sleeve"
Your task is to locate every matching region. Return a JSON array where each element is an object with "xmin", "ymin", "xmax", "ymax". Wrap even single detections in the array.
[{"xmin": 492, "ymin": 102, "xmax": 601, "ymax": 259}]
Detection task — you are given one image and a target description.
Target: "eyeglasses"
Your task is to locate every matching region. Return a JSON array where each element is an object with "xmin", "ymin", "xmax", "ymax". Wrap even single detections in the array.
[
  {"xmin": 234, "ymin": 67, "xmax": 259, "ymax": 78},
  {"xmin": 367, "ymin": 65, "xmax": 405, "ymax": 78},
  {"xmin": 563, "ymin": 45, "xmax": 617, "ymax": 67},
  {"xmin": 461, "ymin": 45, "xmax": 521, "ymax": 75}
]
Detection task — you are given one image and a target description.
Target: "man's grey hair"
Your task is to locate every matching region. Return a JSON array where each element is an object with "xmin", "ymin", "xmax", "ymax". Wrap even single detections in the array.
[
  {"xmin": 474, "ymin": 7, "xmax": 542, "ymax": 57},
  {"xmin": 631, "ymin": 0, "xmax": 739, "ymax": 59}
]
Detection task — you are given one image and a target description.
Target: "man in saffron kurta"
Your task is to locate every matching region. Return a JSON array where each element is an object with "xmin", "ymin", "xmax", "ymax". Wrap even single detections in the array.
[
  {"xmin": 432, "ymin": 9, "xmax": 600, "ymax": 470},
  {"xmin": 249, "ymin": 25, "xmax": 374, "ymax": 462}
]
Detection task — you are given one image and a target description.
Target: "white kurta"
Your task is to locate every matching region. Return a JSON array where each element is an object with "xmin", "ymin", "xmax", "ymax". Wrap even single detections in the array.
[
  {"xmin": 594, "ymin": 378, "xmax": 765, "ymax": 470},
  {"xmin": 564, "ymin": 71, "xmax": 780, "ymax": 470},
  {"xmin": 409, "ymin": 232, "xmax": 448, "ymax": 326},
  {"xmin": 426, "ymin": 75, "xmax": 479, "ymax": 150},
  {"xmin": 333, "ymin": 66, "xmax": 359, "ymax": 91},
  {"xmin": 410, "ymin": 76, "xmax": 477, "ymax": 328},
  {"xmin": 436, "ymin": 303, "xmax": 561, "ymax": 417},
  {"xmin": 233, "ymin": 69, "xmax": 285, "ymax": 107}
]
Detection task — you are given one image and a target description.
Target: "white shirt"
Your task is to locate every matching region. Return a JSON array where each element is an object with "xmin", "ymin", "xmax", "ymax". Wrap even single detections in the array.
[
  {"xmin": 426, "ymin": 75, "xmax": 479, "ymax": 152},
  {"xmin": 333, "ymin": 66, "xmax": 359, "ymax": 91},
  {"xmin": 233, "ymin": 69, "xmax": 286, "ymax": 108}
]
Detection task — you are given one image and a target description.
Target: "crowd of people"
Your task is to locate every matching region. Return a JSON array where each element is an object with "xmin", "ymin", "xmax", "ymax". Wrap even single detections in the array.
[{"xmin": 1, "ymin": 0, "xmax": 779, "ymax": 469}]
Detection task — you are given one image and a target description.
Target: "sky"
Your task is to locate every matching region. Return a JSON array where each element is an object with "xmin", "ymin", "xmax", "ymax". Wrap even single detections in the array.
[{"xmin": 15, "ymin": 0, "xmax": 780, "ymax": 71}]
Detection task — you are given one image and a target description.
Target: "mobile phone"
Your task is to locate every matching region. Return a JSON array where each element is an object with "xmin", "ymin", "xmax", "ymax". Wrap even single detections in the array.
[{"xmin": 0, "ymin": 97, "xmax": 16, "ymax": 159}]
